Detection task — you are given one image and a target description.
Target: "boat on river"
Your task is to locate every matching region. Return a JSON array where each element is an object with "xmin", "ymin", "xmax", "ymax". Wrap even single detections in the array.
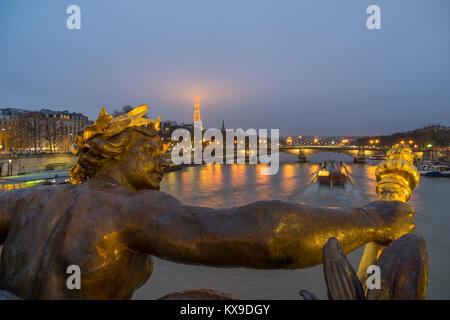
[
  {"xmin": 317, "ymin": 161, "xmax": 347, "ymax": 186},
  {"xmin": 417, "ymin": 161, "xmax": 450, "ymax": 177},
  {"xmin": 369, "ymin": 154, "xmax": 385, "ymax": 160}
]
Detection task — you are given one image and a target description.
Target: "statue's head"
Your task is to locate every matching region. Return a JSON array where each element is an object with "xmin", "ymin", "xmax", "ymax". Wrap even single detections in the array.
[{"xmin": 69, "ymin": 105, "xmax": 170, "ymax": 190}]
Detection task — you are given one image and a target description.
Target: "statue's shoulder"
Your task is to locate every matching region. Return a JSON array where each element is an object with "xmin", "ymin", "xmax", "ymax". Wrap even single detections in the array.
[
  {"xmin": 122, "ymin": 189, "xmax": 185, "ymax": 212},
  {"xmin": 62, "ymin": 182, "xmax": 184, "ymax": 208},
  {"xmin": 134, "ymin": 188, "xmax": 182, "ymax": 202},
  {"xmin": 74, "ymin": 181, "xmax": 159, "ymax": 203},
  {"xmin": 31, "ymin": 183, "xmax": 78, "ymax": 195}
]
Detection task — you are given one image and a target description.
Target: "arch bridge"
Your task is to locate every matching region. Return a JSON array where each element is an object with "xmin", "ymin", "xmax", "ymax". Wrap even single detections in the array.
[{"xmin": 280, "ymin": 145, "xmax": 426, "ymax": 162}]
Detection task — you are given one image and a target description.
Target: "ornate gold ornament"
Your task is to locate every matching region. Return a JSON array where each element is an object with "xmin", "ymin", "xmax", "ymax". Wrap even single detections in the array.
[
  {"xmin": 375, "ymin": 144, "xmax": 420, "ymax": 202},
  {"xmin": 71, "ymin": 105, "xmax": 161, "ymax": 155},
  {"xmin": 357, "ymin": 143, "xmax": 420, "ymax": 284},
  {"xmin": 68, "ymin": 105, "xmax": 170, "ymax": 184}
]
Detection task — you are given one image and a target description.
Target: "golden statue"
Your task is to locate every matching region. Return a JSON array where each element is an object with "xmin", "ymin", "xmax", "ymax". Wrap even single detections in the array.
[{"xmin": 0, "ymin": 106, "xmax": 418, "ymax": 299}]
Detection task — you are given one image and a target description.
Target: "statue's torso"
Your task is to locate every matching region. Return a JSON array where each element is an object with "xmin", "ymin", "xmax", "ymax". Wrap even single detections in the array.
[{"xmin": 0, "ymin": 183, "xmax": 153, "ymax": 299}]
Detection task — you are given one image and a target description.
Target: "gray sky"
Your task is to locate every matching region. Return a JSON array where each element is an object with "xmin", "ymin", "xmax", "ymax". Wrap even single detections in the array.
[{"xmin": 1, "ymin": 0, "xmax": 449, "ymax": 136}]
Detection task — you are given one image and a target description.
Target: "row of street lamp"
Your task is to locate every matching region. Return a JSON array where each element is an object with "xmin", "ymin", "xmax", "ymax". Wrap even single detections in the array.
[{"xmin": 284, "ymin": 137, "xmax": 427, "ymax": 148}]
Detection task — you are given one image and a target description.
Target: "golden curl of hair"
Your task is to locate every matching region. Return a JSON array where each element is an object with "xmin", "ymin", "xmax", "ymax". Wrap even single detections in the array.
[{"xmin": 68, "ymin": 105, "xmax": 170, "ymax": 184}]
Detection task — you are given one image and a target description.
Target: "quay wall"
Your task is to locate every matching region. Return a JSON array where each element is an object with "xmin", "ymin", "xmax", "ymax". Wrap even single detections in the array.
[{"xmin": 0, "ymin": 153, "xmax": 76, "ymax": 176}]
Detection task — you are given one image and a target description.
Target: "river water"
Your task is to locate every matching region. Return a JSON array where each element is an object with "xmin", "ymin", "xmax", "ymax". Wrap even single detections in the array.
[{"xmin": 134, "ymin": 152, "xmax": 450, "ymax": 300}]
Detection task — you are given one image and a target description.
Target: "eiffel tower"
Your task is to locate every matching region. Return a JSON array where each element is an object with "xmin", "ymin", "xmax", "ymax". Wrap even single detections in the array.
[{"xmin": 193, "ymin": 96, "xmax": 203, "ymax": 130}]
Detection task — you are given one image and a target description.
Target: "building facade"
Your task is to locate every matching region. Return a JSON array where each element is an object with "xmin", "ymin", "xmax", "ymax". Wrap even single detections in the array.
[{"xmin": 0, "ymin": 107, "xmax": 90, "ymax": 153}]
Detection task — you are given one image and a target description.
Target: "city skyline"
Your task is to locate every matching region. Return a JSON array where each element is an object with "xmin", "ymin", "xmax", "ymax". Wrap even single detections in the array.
[
  {"xmin": 1, "ymin": 101, "xmax": 447, "ymax": 139},
  {"xmin": 1, "ymin": 0, "xmax": 449, "ymax": 136}
]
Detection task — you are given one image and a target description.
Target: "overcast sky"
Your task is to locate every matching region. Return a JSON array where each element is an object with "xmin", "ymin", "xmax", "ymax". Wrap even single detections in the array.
[{"xmin": 1, "ymin": 0, "xmax": 449, "ymax": 136}]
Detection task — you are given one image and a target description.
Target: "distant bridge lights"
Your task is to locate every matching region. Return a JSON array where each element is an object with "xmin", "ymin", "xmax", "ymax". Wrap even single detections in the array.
[
  {"xmin": 399, "ymin": 140, "xmax": 413, "ymax": 145},
  {"xmin": 369, "ymin": 139, "xmax": 380, "ymax": 148}
]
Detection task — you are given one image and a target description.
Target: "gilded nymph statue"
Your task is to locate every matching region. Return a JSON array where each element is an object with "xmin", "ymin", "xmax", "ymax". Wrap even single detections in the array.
[{"xmin": 0, "ymin": 106, "xmax": 416, "ymax": 299}]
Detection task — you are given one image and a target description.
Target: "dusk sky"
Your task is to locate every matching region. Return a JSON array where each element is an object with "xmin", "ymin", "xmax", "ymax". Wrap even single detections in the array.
[{"xmin": 1, "ymin": 0, "xmax": 449, "ymax": 136}]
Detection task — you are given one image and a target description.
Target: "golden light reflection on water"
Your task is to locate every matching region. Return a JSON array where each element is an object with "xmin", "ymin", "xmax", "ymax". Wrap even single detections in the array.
[
  {"xmin": 254, "ymin": 165, "xmax": 272, "ymax": 199},
  {"xmin": 255, "ymin": 165, "xmax": 269, "ymax": 185},
  {"xmin": 199, "ymin": 164, "xmax": 224, "ymax": 192},
  {"xmin": 308, "ymin": 164, "xmax": 319, "ymax": 176},
  {"xmin": 164, "ymin": 171, "xmax": 177, "ymax": 184},
  {"xmin": 162, "ymin": 161, "xmax": 418, "ymax": 209},
  {"xmin": 363, "ymin": 164, "xmax": 378, "ymax": 199},
  {"xmin": 307, "ymin": 164, "xmax": 320, "ymax": 184},
  {"xmin": 180, "ymin": 169, "xmax": 191, "ymax": 189},
  {"xmin": 230, "ymin": 164, "xmax": 247, "ymax": 188},
  {"xmin": 280, "ymin": 164, "xmax": 296, "ymax": 194}
]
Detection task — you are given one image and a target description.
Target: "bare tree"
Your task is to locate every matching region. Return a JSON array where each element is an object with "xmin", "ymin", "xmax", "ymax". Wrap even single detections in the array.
[
  {"xmin": 42, "ymin": 116, "xmax": 59, "ymax": 153},
  {"xmin": 56, "ymin": 121, "xmax": 70, "ymax": 152},
  {"xmin": 27, "ymin": 111, "xmax": 43, "ymax": 154},
  {"xmin": 113, "ymin": 105, "xmax": 133, "ymax": 117},
  {"xmin": 9, "ymin": 118, "xmax": 25, "ymax": 152}
]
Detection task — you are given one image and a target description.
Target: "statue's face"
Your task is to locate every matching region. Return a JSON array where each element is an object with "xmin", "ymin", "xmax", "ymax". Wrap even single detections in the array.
[{"xmin": 119, "ymin": 135, "xmax": 169, "ymax": 190}]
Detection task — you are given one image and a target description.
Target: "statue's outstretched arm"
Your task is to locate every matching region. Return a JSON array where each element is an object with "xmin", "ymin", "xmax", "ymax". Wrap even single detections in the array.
[{"xmin": 121, "ymin": 191, "xmax": 413, "ymax": 269}]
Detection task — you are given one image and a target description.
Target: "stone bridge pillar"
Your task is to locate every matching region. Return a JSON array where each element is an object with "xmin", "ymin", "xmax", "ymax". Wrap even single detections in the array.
[
  {"xmin": 297, "ymin": 149, "xmax": 307, "ymax": 162},
  {"xmin": 353, "ymin": 149, "xmax": 366, "ymax": 163}
]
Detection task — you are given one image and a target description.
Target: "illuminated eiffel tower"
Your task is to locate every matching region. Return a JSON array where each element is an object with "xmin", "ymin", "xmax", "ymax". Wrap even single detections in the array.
[{"xmin": 193, "ymin": 96, "xmax": 203, "ymax": 130}]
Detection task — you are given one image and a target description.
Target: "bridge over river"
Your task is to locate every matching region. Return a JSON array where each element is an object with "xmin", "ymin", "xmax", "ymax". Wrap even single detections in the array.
[{"xmin": 280, "ymin": 145, "xmax": 427, "ymax": 162}]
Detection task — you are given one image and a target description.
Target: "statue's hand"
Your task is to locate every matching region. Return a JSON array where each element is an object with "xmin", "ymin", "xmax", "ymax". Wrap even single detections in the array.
[{"xmin": 366, "ymin": 201, "xmax": 415, "ymax": 246}]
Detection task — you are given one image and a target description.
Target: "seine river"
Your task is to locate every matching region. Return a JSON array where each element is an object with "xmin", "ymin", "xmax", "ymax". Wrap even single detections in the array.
[{"xmin": 134, "ymin": 152, "xmax": 450, "ymax": 300}]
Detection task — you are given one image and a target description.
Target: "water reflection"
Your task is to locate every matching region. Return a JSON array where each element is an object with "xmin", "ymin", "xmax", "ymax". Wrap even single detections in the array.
[
  {"xmin": 230, "ymin": 164, "xmax": 246, "ymax": 188},
  {"xmin": 199, "ymin": 164, "xmax": 224, "ymax": 193},
  {"xmin": 281, "ymin": 164, "xmax": 296, "ymax": 194},
  {"xmin": 307, "ymin": 164, "xmax": 320, "ymax": 184},
  {"xmin": 135, "ymin": 154, "xmax": 449, "ymax": 300}
]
